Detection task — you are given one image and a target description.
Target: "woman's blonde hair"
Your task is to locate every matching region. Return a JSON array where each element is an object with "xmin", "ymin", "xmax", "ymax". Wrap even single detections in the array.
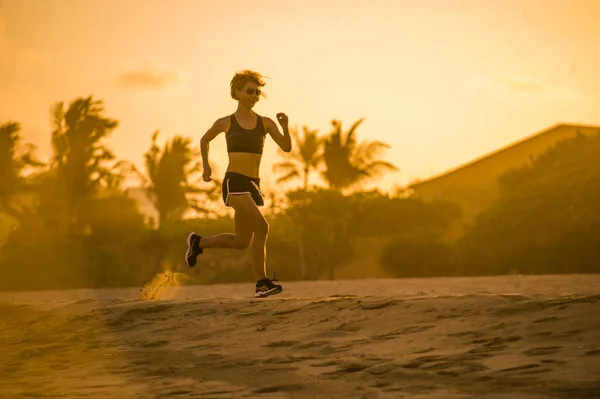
[{"xmin": 230, "ymin": 70, "xmax": 268, "ymax": 100}]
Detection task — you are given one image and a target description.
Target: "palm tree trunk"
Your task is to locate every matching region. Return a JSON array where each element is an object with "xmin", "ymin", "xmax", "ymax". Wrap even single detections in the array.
[
  {"xmin": 303, "ymin": 166, "xmax": 309, "ymax": 191},
  {"xmin": 328, "ymin": 219, "xmax": 344, "ymax": 280},
  {"xmin": 153, "ymin": 213, "xmax": 168, "ymax": 273},
  {"xmin": 297, "ymin": 234, "xmax": 307, "ymax": 279}
]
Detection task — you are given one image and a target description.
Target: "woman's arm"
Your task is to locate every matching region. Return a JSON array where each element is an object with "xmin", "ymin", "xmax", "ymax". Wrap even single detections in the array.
[
  {"xmin": 200, "ymin": 117, "xmax": 227, "ymax": 181},
  {"xmin": 265, "ymin": 113, "xmax": 292, "ymax": 153}
]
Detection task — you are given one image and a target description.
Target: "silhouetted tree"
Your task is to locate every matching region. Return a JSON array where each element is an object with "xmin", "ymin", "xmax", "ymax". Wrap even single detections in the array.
[
  {"xmin": 455, "ymin": 132, "xmax": 600, "ymax": 275},
  {"xmin": 78, "ymin": 195, "xmax": 152, "ymax": 287},
  {"xmin": 50, "ymin": 96, "xmax": 126, "ymax": 234},
  {"xmin": 0, "ymin": 185, "xmax": 154, "ymax": 290},
  {"xmin": 273, "ymin": 126, "xmax": 323, "ymax": 191},
  {"xmin": 141, "ymin": 131, "xmax": 223, "ymax": 273},
  {"xmin": 285, "ymin": 189, "xmax": 357, "ymax": 280},
  {"xmin": 143, "ymin": 130, "xmax": 220, "ymax": 228},
  {"xmin": 0, "ymin": 121, "xmax": 44, "ymax": 219},
  {"xmin": 322, "ymin": 118, "xmax": 397, "ymax": 192}
]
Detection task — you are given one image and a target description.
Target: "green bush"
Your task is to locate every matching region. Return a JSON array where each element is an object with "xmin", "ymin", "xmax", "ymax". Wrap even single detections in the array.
[
  {"xmin": 455, "ymin": 132, "xmax": 600, "ymax": 275},
  {"xmin": 380, "ymin": 236, "xmax": 455, "ymax": 278}
]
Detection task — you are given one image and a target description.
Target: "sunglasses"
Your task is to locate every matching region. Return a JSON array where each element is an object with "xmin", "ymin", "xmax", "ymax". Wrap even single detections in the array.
[{"xmin": 243, "ymin": 88, "xmax": 261, "ymax": 96}]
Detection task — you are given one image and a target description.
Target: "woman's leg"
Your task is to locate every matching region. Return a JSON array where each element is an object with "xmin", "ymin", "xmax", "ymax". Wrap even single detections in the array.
[
  {"xmin": 226, "ymin": 194, "xmax": 269, "ymax": 280},
  {"xmin": 198, "ymin": 204, "xmax": 254, "ymax": 250},
  {"xmin": 185, "ymin": 195, "xmax": 256, "ymax": 268}
]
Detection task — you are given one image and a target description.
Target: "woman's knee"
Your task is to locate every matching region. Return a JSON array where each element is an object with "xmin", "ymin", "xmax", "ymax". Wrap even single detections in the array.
[
  {"xmin": 230, "ymin": 237, "xmax": 252, "ymax": 249},
  {"xmin": 255, "ymin": 217, "xmax": 269, "ymax": 236}
]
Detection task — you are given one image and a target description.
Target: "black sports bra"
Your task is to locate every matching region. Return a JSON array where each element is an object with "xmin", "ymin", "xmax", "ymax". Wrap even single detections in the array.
[{"xmin": 226, "ymin": 114, "xmax": 266, "ymax": 154}]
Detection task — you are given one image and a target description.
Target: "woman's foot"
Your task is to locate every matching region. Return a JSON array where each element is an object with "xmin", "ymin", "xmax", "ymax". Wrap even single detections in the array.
[
  {"xmin": 255, "ymin": 272, "xmax": 282, "ymax": 298},
  {"xmin": 185, "ymin": 232, "xmax": 203, "ymax": 268}
]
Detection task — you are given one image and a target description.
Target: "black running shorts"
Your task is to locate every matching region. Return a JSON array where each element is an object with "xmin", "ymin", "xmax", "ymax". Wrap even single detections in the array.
[{"xmin": 222, "ymin": 172, "xmax": 264, "ymax": 207}]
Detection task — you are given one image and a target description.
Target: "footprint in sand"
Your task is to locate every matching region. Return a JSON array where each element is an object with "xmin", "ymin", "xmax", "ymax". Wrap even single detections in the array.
[
  {"xmin": 253, "ymin": 384, "xmax": 304, "ymax": 394},
  {"xmin": 413, "ymin": 347, "xmax": 436, "ymax": 354},
  {"xmin": 263, "ymin": 340, "xmax": 299, "ymax": 348},
  {"xmin": 401, "ymin": 354, "xmax": 487, "ymax": 376},
  {"xmin": 420, "ymin": 360, "xmax": 455, "ymax": 371},
  {"xmin": 309, "ymin": 330, "xmax": 356, "ymax": 340},
  {"xmin": 540, "ymin": 359, "xmax": 567, "ymax": 365},
  {"xmin": 125, "ymin": 303, "xmax": 175, "ymax": 316},
  {"xmin": 367, "ymin": 362, "xmax": 401, "ymax": 376},
  {"xmin": 273, "ymin": 307, "xmax": 303, "ymax": 315},
  {"xmin": 465, "ymin": 336, "xmax": 521, "ymax": 359},
  {"xmin": 557, "ymin": 329, "xmax": 583, "ymax": 337},
  {"xmin": 328, "ymin": 363, "xmax": 369, "ymax": 374},
  {"xmin": 107, "ymin": 304, "xmax": 176, "ymax": 329},
  {"xmin": 263, "ymin": 355, "xmax": 315, "ymax": 365},
  {"xmin": 373, "ymin": 325, "xmax": 434, "ymax": 340},
  {"xmin": 318, "ymin": 343, "xmax": 354, "ymax": 355},
  {"xmin": 312, "ymin": 359, "xmax": 370, "ymax": 375},
  {"xmin": 534, "ymin": 316, "xmax": 559, "ymax": 323},
  {"xmin": 334, "ymin": 321, "xmax": 364, "ymax": 332},
  {"xmin": 312, "ymin": 359, "xmax": 342, "ymax": 368},
  {"xmin": 499, "ymin": 363, "xmax": 540, "ymax": 373},
  {"xmin": 448, "ymin": 331, "xmax": 485, "ymax": 338},
  {"xmin": 198, "ymin": 353, "xmax": 224, "ymax": 361},
  {"xmin": 492, "ymin": 321, "xmax": 522, "ymax": 330},
  {"xmin": 401, "ymin": 355, "xmax": 441, "ymax": 369},
  {"xmin": 522, "ymin": 346, "xmax": 563, "ymax": 356},
  {"xmin": 294, "ymin": 340, "xmax": 329, "ymax": 349},
  {"xmin": 136, "ymin": 340, "xmax": 169, "ymax": 348},
  {"xmin": 435, "ymin": 313, "xmax": 463, "ymax": 320},
  {"xmin": 470, "ymin": 335, "xmax": 522, "ymax": 346},
  {"xmin": 498, "ymin": 363, "xmax": 552, "ymax": 375},
  {"xmin": 359, "ymin": 300, "xmax": 396, "ymax": 310}
]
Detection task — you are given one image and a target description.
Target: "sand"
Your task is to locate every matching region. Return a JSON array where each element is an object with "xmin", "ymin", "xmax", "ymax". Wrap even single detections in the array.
[{"xmin": 1, "ymin": 274, "xmax": 599, "ymax": 399}]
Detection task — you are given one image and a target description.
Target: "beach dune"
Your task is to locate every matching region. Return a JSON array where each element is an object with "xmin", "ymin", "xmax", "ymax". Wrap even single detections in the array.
[{"xmin": 1, "ymin": 275, "xmax": 599, "ymax": 398}]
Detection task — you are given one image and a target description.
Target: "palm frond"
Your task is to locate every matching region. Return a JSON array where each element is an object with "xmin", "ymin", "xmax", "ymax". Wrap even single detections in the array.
[
  {"xmin": 344, "ymin": 118, "xmax": 365, "ymax": 148},
  {"xmin": 273, "ymin": 161, "xmax": 299, "ymax": 173},
  {"xmin": 276, "ymin": 169, "xmax": 301, "ymax": 184},
  {"xmin": 321, "ymin": 117, "xmax": 398, "ymax": 191},
  {"xmin": 50, "ymin": 102, "xmax": 65, "ymax": 136},
  {"xmin": 362, "ymin": 160, "xmax": 399, "ymax": 177}
]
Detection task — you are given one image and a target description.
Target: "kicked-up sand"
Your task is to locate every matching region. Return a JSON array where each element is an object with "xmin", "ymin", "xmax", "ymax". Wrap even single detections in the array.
[{"xmin": 1, "ymin": 274, "xmax": 599, "ymax": 399}]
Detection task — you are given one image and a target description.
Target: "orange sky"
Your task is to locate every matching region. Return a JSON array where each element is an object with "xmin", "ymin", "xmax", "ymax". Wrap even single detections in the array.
[{"xmin": 1, "ymin": 0, "xmax": 599, "ymax": 192}]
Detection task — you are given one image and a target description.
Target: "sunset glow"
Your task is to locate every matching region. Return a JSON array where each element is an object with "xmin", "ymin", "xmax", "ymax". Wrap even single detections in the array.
[{"xmin": 1, "ymin": 0, "xmax": 599, "ymax": 190}]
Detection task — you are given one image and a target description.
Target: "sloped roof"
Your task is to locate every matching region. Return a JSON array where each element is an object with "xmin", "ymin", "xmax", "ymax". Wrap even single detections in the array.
[{"xmin": 409, "ymin": 123, "xmax": 600, "ymax": 189}]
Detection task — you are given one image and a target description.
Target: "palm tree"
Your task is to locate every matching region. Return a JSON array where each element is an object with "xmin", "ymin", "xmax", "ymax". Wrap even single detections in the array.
[
  {"xmin": 50, "ymin": 96, "xmax": 124, "ymax": 234},
  {"xmin": 272, "ymin": 126, "xmax": 322, "ymax": 191},
  {"xmin": 143, "ymin": 130, "xmax": 218, "ymax": 228},
  {"xmin": 0, "ymin": 122, "xmax": 44, "ymax": 219},
  {"xmin": 322, "ymin": 118, "xmax": 398, "ymax": 192},
  {"xmin": 141, "ymin": 131, "xmax": 220, "ymax": 273},
  {"xmin": 272, "ymin": 125, "xmax": 323, "ymax": 278},
  {"xmin": 0, "ymin": 122, "xmax": 24, "ymax": 212},
  {"xmin": 51, "ymin": 96, "xmax": 122, "ymax": 196}
]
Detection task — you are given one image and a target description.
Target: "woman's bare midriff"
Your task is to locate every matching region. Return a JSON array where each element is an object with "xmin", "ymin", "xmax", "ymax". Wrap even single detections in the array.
[{"xmin": 227, "ymin": 152, "xmax": 262, "ymax": 178}]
